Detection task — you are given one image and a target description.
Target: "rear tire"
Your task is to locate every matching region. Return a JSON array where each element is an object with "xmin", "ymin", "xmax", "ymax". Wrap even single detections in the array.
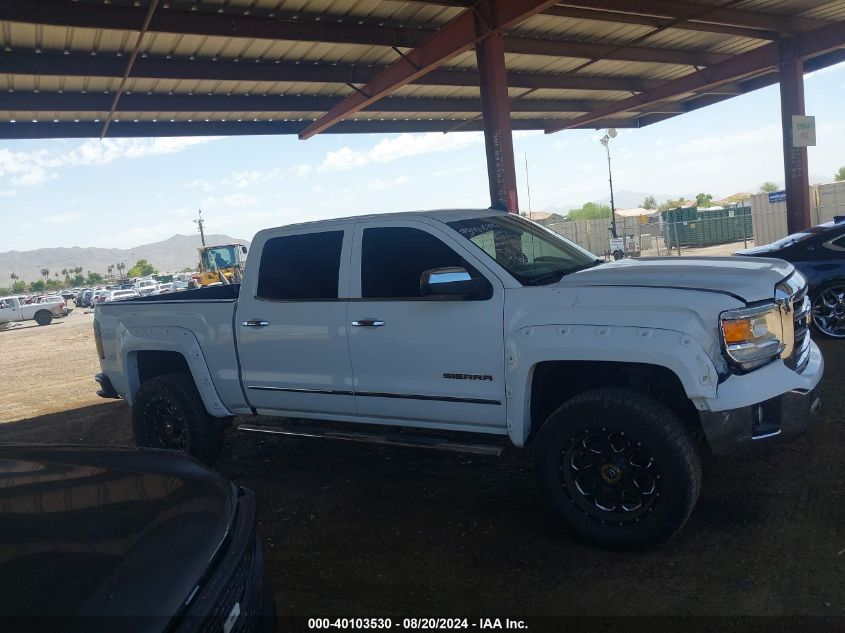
[
  {"xmin": 132, "ymin": 373, "xmax": 230, "ymax": 465},
  {"xmin": 34, "ymin": 311, "xmax": 52, "ymax": 326},
  {"xmin": 534, "ymin": 387, "xmax": 701, "ymax": 549}
]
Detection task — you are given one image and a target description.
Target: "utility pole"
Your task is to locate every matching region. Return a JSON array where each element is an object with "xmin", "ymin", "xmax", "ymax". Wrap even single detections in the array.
[
  {"xmin": 600, "ymin": 129, "xmax": 619, "ymax": 239},
  {"xmin": 194, "ymin": 209, "xmax": 206, "ymax": 247},
  {"xmin": 523, "ymin": 153, "xmax": 533, "ymax": 214}
]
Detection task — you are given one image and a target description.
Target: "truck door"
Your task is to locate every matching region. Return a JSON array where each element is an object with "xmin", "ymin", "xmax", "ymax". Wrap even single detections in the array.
[
  {"xmin": 347, "ymin": 220, "xmax": 507, "ymax": 431},
  {"xmin": 235, "ymin": 223, "xmax": 355, "ymax": 416},
  {"xmin": 0, "ymin": 298, "xmax": 21, "ymax": 323}
]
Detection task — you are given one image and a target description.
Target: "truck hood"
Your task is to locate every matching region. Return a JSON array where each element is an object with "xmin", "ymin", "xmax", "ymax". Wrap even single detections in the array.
[
  {"xmin": 0, "ymin": 445, "xmax": 234, "ymax": 626},
  {"xmin": 557, "ymin": 256, "xmax": 794, "ymax": 303}
]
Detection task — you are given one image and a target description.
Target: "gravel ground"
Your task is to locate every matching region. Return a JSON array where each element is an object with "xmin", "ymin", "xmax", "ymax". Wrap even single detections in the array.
[{"xmin": 0, "ymin": 316, "xmax": 842, "ymax": 624}]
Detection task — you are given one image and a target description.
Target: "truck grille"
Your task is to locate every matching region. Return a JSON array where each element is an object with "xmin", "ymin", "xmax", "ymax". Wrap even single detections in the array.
[{"xmin": 781, "ymin": 276, "xmax": 811, "ymax": 373}]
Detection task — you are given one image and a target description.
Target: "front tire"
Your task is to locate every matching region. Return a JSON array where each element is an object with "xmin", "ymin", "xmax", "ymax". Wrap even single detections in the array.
[
  {"xmin": 34, "ymin": 311, "xmax": 52, "ymax": 326},
  {"xmin": 534, "ymin": 388, "xmax": 701, "ymax": 549},
  {"xmin": 132, "ymin": 373, "xmax": 229, "ymax": 465}
]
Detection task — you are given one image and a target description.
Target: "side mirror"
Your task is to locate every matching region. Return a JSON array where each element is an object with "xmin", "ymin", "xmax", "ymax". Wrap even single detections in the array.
[
  {"xmin": 420, "ymin": 267, "xmax": 491, "ymax": 299},
  {"xmin": 241, "ymin": 246, "xmax": 248, "ymax": 254}
]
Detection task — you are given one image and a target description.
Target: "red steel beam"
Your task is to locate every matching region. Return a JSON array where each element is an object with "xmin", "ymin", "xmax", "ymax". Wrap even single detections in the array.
[
  {"xmin": 0, "ymin": 50, "xmax": 667, "ymax": 93},
  {"xmin": 407, "ymin": 1, "xmax": 828, "ymax": 38},
  {"xmin": 779, "ymin": 46, "xmax": 812, "ymax": 233},
  {"xmin": 543, "ymin": 5, "xmax": 779, "ymax": 40},
  {"xmin": 0, "ymin": 0, "xmax": 728, "ymax": 66},
  {"xmin": 477, "ymin": 29, "xmax": 518, "ymax": 213},
  {"xmin": 554, "ymin": 1, "xmax": 827, "ymax": 34},
  {"xmin": 546, "ymin": 21, "xmax": 845, "ymax": 133},
  {"xmin": 298, "ymin": 0, "xmax": 559, "ymax": 139}
]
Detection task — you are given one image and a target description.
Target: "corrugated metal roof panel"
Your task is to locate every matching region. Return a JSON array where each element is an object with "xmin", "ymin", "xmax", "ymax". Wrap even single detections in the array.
[{"xmin": 0, "ymin": 0, "xmax": 843, "ymax": 138}]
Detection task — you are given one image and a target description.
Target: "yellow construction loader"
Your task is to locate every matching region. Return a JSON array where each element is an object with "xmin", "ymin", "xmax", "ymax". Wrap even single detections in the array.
[{"xmin": 193, "ymin": 243, "xmax": 248, "ymax": 286}]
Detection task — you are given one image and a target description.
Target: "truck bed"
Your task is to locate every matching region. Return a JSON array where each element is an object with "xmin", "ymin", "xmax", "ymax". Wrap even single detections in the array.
[
  {"xmin": 96, "ymin": 283, "xmax": 248, "ymax": 414},
  {"xmin": 128, "ymin": 284, "xmax": 240, "ymax": 303}
]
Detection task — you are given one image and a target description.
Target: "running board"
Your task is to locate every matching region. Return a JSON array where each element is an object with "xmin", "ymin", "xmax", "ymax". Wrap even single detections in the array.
[{"xmin": 237, "ymin": 422, "xmax": 504, "ymax": 457}]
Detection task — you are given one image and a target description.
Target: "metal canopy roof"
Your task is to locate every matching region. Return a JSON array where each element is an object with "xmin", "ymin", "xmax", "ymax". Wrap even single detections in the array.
[{"xmin": 0, "ymin": 0, "xmax": 844, "ymax": 139}]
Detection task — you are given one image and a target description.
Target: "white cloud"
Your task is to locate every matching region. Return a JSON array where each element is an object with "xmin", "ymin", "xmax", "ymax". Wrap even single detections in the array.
[
  {"xmin": 676, "ymin": 125, "xmax": 780, "ymax": 158},
  {"xmin": 0, "ymin": 189, "xmax": 17, "ymax": 197},
  {"xmin": 43, "ymin": 212, "xmax": 80, "ymax": 224},
  {"xmin": 185, "ymin": 167, "xmax": 285, "ymax": 192},
  {"xmin": 229, "ymin": 168, "xmax": 282, "ymax": 189},
  {"xmin": 199, "ymin": 192, "xmax": 256, "ymax": 209},
  {"xmin": 368, "ymin": 175, "xmax": 411, "ymax": 191},
  {"xmin": 0, "ymin": 137, "xmax": 221, "ymax": 188},
  {"xmin": 184, "ymin": 178, "xmax": 217, "ymax": 192},
  {"xmin": 288, "ymin": 163, "xmax": 312, "ymax": 178},
  {"xmin": 319, "ymin": 132, "xmax": 483, "ymax": 171}
]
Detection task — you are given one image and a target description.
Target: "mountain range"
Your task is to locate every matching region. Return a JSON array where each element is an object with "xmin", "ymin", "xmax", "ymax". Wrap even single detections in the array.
[{"xmin": 0, "ymin": 233, "xmax": 250, "ymax": 284}]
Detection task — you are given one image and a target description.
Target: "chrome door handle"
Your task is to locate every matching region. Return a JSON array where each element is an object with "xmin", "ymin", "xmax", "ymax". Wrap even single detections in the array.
[
  {"xmin": 241, "ymin": 319, "xmax": 270, "ymax": 327},
  {"xmin": 351, "ymin": 319, "xmax": 385, "ymax": 327}
]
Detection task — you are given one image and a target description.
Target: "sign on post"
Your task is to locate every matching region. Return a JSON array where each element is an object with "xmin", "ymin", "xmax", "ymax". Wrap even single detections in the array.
[
  {"xmin": 768, "ymin": 191, "xmax": 787, "ymax": 203},
  {"xmin": 792, "ymin": 115, "xmax": 816, "ymax": 147}
]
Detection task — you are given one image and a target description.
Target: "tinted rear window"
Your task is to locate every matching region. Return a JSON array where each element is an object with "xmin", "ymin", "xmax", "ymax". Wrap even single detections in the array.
[{"xmin": 257, "ymin": 231, "xmax": 344, "ymax": 301}]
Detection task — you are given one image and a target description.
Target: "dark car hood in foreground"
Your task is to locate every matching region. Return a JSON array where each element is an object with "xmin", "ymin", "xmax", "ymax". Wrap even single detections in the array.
[{"xmin": 0, "ymin": 445, "xmax": 234, "ymax": 624}]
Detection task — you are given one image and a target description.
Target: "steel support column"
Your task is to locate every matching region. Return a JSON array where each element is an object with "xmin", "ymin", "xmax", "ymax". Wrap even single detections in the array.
[
  {"xmin": 476, "ymin": 31, "xmax": 518, "ymax": 213},
  {"xmin": 779, "ymin": 45, "xmax": 811, "ymax": 233}
]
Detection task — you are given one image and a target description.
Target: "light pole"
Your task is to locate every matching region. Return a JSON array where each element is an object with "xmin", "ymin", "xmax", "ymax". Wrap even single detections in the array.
[{"xmin": 600, "ymin": 128, "xmax": 619, "ymax": 240}]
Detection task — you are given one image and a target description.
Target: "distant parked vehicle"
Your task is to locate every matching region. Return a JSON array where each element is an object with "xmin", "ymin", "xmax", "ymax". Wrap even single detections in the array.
[
  {"xmin": 134, "ymin": 279, "xmax": 160, "ymax": 296},
  {"xmin": 736, "ymin": 216, "xmax": 845, "ymax": 338},
  {"xmin": 171, "ymin": 280, "xmax": 191, "ymax": 292},
  {"xmin": 38, "ymin": 295, "xmax": 72, "ymax": 316},
  {"xmin": 93, "ymin": 289, "xmax": 110, "ymax": 305},
  {"xmin": 157, "ymin": 282, "xmax": 173, "ymax": 294},
  {"xmin": 0, "ymin": 295, "xmax": 67, "ymax": 326},
  {"xmin": 105, "ymin": 289, "xmax": 140, "ymax": 302},
  {"xmin": 79, "ymin": 289, "xmax": 95, "ymax": 307}
]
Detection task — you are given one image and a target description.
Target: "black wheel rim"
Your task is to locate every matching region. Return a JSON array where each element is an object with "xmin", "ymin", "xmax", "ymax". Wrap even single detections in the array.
[
  {"xmin": 146, "ymin": 398, "xmax": 188, "ymax": 450},
  {"xmin": 812, "ymin": 285, "xmax": 845, "ymax": 338},
  {"xmin": 560, "ymin": 427, "xmax": 660, "ymax": 524}
]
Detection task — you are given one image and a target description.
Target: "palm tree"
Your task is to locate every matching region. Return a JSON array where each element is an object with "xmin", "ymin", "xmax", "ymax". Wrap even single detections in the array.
[
  {"xmin": 61, "ymin": 268, "xmax": 68, "ymax": 280},
  {"xmin": 10, "ymin": 273, "xmax": 17, "ymax": 282},
  {"xmin": 108, "ymin": 264, "xmax": 114, "ymax": 278},
  {"xmin": 40, "ymin": 268, "xmax": 49, "ymax": 281}
]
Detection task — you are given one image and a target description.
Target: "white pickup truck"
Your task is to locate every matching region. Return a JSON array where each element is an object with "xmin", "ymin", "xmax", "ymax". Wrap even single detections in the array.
[
  {"xmin": 94, "ymin": 209, "xmax": 823, "ymax": 548},
  {"xmin": 0, "ymin": 295, "xmax": 68, "ymax": 327}
]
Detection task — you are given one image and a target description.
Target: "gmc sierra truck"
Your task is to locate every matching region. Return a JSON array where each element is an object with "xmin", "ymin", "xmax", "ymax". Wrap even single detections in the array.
[{"xmin": 93, "ymin": 209, "xmax": 823, "ymax": 548}]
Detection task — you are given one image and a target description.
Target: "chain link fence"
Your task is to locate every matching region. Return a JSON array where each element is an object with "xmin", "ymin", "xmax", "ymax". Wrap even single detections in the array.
[{"xmin": 540, "ymin": 206, "xmax": 789, "ymax": 260}]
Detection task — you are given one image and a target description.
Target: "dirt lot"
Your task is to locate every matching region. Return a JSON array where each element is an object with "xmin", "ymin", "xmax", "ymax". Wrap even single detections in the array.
[
  {"xmin": 0, "ymin": 310, "xmax": 843, "ymax": 625},
  {"xmin": 0, "ymin": 308, "xmax": 103, "ymax": 422}
]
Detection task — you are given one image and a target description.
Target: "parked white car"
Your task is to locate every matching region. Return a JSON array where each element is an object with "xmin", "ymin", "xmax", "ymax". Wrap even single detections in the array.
[
  {"xmin": 0, "ymin": 295, "xmax": 68, "ymax": 326},
  {"xmin": 94, "ymin": 209, "xmax": 823, "ymax": 548},
  {"xmin": 134, "ymin": 279, "xmax": 160, "ymax": 296},
  {"xmin": 105, "ymin": 289, "xmax": 141, "ymax": 302}
]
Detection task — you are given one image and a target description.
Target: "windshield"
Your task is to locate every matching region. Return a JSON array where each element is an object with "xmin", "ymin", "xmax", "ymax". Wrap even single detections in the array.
[
  {"xmin": 202, "ymin": 246, "xmax": 237, "ymax": 270},
  {"xmin": 448, "ymin": 215, "xmax": 600, "ymax": 285},
  {"xmin": 767, "ymin": 231, "xmax": 813, "ymax": 250}
]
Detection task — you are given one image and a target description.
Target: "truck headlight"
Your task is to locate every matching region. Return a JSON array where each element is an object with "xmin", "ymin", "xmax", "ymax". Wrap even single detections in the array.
[{"xmin": 720, "ymin": 304, "xmax": 784, "ymax": 371}]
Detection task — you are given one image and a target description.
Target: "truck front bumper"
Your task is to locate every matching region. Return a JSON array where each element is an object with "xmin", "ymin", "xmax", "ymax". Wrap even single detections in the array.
[{"xmin": 699, "ymin": 340, "xmax": 823, "ymax": 454}]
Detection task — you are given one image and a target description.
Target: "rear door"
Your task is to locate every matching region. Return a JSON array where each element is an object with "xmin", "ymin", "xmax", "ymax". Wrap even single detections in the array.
[
  {"xmin": 346, "ymin": 219, "xmax": 507, "ymax": 431},
  {"xmin": 235, "ymin": 223, "xmax": 356, "ymax": 416}
]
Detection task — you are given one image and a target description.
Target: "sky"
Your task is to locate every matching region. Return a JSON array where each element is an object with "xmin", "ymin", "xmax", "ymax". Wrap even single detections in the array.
[{"xmin": 1, "ymin": 61, "xmax": 844, "ymax": 253}]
